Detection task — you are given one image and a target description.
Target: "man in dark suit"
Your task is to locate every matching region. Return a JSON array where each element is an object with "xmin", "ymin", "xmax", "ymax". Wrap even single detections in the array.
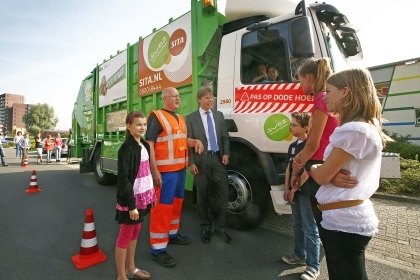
[{"xmin": 186, "ymin": 86, "xmax": 232, "ymax": 244}]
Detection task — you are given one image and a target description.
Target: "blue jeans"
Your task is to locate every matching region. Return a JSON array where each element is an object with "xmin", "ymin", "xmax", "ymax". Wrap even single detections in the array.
[
  {"xmin": 291, "ymin": 191, "xmax": 320, "ymax": 271},
  {"xmin": 319, "ymin": 226, "xmax": 371, "ymax": 280},
  {"xmin": 55, "ymin": 147, "xmax": 62, "ymax": 160},
  {"xmin": 46, "ymin": 150, "xmax": 52, "ymax": 162},
  {"xmin": 15, "ymin": 144, "xmax": 22, "ymax": 158}
]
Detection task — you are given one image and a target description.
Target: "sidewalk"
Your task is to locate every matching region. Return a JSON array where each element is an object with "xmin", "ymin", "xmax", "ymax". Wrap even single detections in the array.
[
  {"xmin": 367, "ymin": 195, "xmax": 420, "ymax": 273},
  {"xmin": 262, "ymin": 194, "xmax": 420, "ymax": 275}
]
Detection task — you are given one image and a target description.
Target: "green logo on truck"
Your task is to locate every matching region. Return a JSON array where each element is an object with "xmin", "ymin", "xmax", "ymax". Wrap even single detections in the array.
[
  {"xmin": 264, "ymin": 114, "xmax": 293, "ymax": 141},
  {"xmin": 148, "ymin": 31, "xmax": 170, "ymax": 69}
]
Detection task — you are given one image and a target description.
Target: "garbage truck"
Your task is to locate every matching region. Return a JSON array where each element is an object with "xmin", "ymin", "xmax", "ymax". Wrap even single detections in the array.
[{"xmin": 72, "ymin": 0, "xmax": 364, "ymax": 230}]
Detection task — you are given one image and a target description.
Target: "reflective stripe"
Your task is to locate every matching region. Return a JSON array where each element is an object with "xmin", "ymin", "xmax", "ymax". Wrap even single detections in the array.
[
  {"xmin": 156, "ymin": 158, "xmax": 187, "ymax": 165},
  {"xmin": 81, "ymin": 237, "xmax": 98, "ymax": 248},
  {"xmin": 150, "ymin": 232, "xmax": 168, "ymax": 239},
  {"xmin": 151, "ymin": 242, "xmax": 168, "ymax": 250},
  {"xmin": 170, "ymin": 219, "xmax": 179, "ymax": 225},
  {"xmin": 153, "ymin": 110, "xmax": 188, "ymax": 172},
  {"xmin": 169, "ymin": 229, "xmax": 178, "ymax": 235},
  {"xmin": 156, "ymin": 110, "xmax": 175, "ymax": 162},
  {"xmin": 83, "ymin": 223, "xmax": 95, "ymax": 231},
  {"xmin": 157, "ymin": 133, "xmax": 187, "ymax": 142}
]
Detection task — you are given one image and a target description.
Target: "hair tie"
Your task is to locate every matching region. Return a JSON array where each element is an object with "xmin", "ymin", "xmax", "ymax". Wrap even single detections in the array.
[{"xmin": 126, "ymin": 112, "xmax": 142, "ymax": 124}]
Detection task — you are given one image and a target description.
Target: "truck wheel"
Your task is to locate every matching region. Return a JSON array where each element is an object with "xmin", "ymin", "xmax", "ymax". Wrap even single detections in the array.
[
  {"xmin": 225, "ymin": 152, "xmax": 270, "ymax": 231},
  {"xmin": 93, "ymin": 148, "xmax": 116, "ymax": 185}
]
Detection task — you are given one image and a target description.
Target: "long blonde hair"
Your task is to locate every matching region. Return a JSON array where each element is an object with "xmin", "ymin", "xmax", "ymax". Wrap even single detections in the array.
[{"xmin": 327, "ymin": 68, "xmax": 392, "ymax": 147}]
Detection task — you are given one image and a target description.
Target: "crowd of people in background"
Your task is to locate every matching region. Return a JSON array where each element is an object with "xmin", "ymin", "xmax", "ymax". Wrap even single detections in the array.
[{"xmin": 0, "ymin": 131, "xmax": 74, "ymax": 166}]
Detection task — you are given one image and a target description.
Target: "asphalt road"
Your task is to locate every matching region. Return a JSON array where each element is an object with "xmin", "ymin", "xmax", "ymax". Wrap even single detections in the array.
[{"xmin": 0, "ymin": 148, "xmax": 419, "ymax": 279}]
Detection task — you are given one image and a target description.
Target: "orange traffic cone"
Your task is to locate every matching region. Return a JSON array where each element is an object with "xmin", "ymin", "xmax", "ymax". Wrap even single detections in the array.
[
  {"xmin": 26, "ymin": 170, "xmax": 42, "ymax": 193},
  {"xmin": 22, "ymin": 156, "xmax": 29, "ymax": 168},
  {"xmin": 71, "ymin": 208, "xmax": 107, "ymax": 269}
]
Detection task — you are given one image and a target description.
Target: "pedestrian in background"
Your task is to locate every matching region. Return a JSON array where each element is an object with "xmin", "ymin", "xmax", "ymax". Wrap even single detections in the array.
[
  {"xmin": 54, "ymin": 133, "xmax": 63, "ymax": 162},
  {"xmin": 18, "ymin": 132, "xmax": 30, "ymax": 166},
  {"xmin": 67, "ymin": 133, "xmax": 74, "ymax": 163},
  {"xmin": 14, "ymin": 131, "xmax": 23, "ymax": 159},
  {"xmin": 0, "ymin": 132, "xmax": 8, "ymax": 166},
  {"xmin": 35, "ymin": 131, "xmax": 43, "ymax": 164},
  {"xmin": 115, "ymin": 111, "xmax": 156, "ymax": 280},
  {"xmin": 45, "ymin": 135, "xmax": 54, "ymax": 163},
  {"xmin": 146, "ymin": 87, "xmax": 203, "ymax": 268},
  {"xmin": 186, "ymin": 86, "xmax": 232, "ymax": 244}
]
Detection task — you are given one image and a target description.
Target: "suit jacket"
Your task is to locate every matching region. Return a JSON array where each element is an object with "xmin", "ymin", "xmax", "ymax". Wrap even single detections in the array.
[{"xmin": 186, "ymin": 109, "xmax": 230, "ymax": 168}]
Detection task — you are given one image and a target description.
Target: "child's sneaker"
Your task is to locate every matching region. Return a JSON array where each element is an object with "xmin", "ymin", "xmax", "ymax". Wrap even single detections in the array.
[
  {"xmin": 301, "ymin": 266, "xmax": 320, "ymax": 280},
  {"xmin": 281, "ymin": 254, "xmax": 306, "ymax": 265}
]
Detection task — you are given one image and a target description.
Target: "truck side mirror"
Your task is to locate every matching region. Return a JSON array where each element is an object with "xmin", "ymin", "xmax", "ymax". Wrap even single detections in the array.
[{"xmin": 289, "ymin": 16, "xmax": 315, "ymax": 57}]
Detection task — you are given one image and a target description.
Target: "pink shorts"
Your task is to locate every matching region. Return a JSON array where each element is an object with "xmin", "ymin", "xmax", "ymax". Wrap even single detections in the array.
[{"xmin": 116, "ymin": 223, "xmax": 141, "ymax": 248}]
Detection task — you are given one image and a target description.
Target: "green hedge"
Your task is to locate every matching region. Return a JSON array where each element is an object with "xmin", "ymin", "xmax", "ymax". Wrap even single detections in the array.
[
  {"xmin": 380, "ymin": 159, "xmax": 420, "ymax": 197},
  {"xmin": 380, "ymin": 132, "xmax": 420, "ymax": 197}
]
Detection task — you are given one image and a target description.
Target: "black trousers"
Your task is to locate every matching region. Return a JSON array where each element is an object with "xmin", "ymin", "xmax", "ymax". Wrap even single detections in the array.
[
  {"xmin": 319, "ymin": 227, "xmax": 371, "ymax": 280},
  {"xmin": 67, "ymin": 146, "xmax": 72, "ymax": 159},
  {"xmin": 303, "ymin": 161, "xmax": 371, "ymax": 280},
  {"xmin": 194, "ymin": 153, "xmax": 229, "ymax": 232}
]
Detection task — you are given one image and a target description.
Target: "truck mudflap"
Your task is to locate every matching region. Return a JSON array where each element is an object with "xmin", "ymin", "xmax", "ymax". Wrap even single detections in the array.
[{"xmin": 79, "ymin": 148, "xmax": 93, "ymax": 174}]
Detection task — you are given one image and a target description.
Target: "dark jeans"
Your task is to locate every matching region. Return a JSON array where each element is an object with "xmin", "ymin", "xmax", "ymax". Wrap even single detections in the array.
[
  {"xmin": 302, "ymin": 176, "xmax": 323, "ymax": 229},
  {"xmin": 301, "ymin": 160, "xmax": 324, "ymax": 228},
  {"xmin": 0, "ymin": 145, "xmax": 6, "ymax": 165},
  {"xmin": 318, "ymin": 226, "xmax": 372, "ymax": 280},
  {"xmin": 67, "ymin": 146, "xmax": 72, "ymax": 160}
]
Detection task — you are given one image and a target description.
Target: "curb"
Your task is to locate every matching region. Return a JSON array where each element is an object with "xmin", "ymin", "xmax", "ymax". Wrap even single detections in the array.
[{"xmin": 372, "ymin": 192, "xmax": 420, "ymax": 204}]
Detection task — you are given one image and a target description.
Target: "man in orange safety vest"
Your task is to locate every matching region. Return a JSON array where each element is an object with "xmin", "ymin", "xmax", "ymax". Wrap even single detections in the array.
[{"xmin": 146, "ymin": 87, "xmax": 203, "ymax": 268}]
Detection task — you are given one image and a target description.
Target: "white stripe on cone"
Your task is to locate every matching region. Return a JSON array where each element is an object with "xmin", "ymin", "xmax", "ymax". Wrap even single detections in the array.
[{"xmin": 81, "ymin": 237, "xmax": 98, "ymax": 248}]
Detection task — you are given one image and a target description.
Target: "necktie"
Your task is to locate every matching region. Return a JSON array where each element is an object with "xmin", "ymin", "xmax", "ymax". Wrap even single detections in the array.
[{"xmin": 206, "ymin": 111, "xmax": 217, "ymax": 152}]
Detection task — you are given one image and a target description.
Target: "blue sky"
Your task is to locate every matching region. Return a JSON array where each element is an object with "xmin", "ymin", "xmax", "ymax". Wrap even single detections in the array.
[{"xmin": 1, "ymin": 0, "xmax": 419, "ymax": 130}]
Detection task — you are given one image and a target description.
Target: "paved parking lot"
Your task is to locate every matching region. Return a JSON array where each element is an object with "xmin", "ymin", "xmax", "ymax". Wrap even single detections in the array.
[
  {"xmin": 1, "ymin": 147, "xmax": 420, "ymax": 277},
  {"xmin": 261, "ymin": 194, "xmax": 420, "ymax": 275}
]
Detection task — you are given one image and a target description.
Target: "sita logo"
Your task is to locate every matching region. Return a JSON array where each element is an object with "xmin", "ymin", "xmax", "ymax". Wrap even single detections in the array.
[{"xmin": 148, "ymin": 28, "xmax": 187, "ymax": 69}]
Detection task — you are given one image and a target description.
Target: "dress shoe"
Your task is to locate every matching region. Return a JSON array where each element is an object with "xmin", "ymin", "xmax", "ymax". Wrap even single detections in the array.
[
  {"xmin": 169, "ymin": 233, "xmax": 191, "ymax": 245},
  {"xmin": 201, "ymin": 230, "xmax": 211, "ymax": 244},
  {"xmin": 216, "ymin": 231, "xmax": 232, "ymax": 244},
  {"xmin": 151, "ymin": 251, "xmax": 176, "ymax": 268}
]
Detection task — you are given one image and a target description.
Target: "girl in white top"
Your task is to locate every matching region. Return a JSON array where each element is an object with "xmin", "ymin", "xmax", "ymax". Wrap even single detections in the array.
[{"xmin": 310, "ymin": 68, "xmax": 392, "ymax": 280}]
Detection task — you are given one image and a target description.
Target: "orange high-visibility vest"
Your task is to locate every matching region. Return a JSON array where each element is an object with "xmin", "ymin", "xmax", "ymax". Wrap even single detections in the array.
[{"xmin": 150, "ymin": 110, "xmax": 188, "ymax": 172}]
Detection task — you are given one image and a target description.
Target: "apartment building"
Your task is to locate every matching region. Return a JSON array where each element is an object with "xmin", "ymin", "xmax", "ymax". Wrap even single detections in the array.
[{"xmin": 0, "ymin": 93, "xmax": 26, "ymax": 134}]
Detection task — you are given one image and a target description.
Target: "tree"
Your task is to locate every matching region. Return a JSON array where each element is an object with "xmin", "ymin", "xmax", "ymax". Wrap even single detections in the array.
[{"xmin": 23, "ymin": 103, "xmax": 59, "ymax": 136}]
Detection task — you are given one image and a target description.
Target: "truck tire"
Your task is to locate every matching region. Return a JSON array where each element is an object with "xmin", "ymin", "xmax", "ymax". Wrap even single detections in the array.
[
  {"xmin": 93, "ymin": 148, "xmax": 116, "ymax": 185},
  {"xmin": 225, "ymin": 150, "xmax": 270, "ymax": 231}
]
